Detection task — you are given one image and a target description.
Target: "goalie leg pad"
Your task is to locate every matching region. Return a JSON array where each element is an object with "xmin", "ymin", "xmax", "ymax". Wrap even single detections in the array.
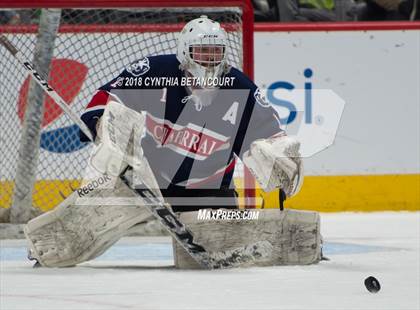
[
  {"xmin": 24, "ymin": 177, "xmax": 153, "ymax": 267},
  {"xmin": 173, "ymin": 209, "xmax": 321, "ymax": 269}
]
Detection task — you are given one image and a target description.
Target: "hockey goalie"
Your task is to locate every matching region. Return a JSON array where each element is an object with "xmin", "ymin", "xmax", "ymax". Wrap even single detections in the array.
[{"xmin": 24, "ymin": 16, "xmax": 321, "ymax": 268}]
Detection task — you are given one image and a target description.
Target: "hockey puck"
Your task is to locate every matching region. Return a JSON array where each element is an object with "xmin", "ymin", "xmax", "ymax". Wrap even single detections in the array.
[{"xmin": 364, "ymin": 276, "xmax": 381, "ymax": 293}]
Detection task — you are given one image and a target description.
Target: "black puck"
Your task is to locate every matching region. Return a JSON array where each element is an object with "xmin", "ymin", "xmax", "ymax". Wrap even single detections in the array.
[{"xmin": 364, "ymin": 276, "xmax": 381, "ymax": 293}]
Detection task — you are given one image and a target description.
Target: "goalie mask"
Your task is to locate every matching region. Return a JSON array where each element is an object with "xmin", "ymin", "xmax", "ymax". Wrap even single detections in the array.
[{"xmin": 177, "ymin": 15, "xmax": 229, "ymax": 86}]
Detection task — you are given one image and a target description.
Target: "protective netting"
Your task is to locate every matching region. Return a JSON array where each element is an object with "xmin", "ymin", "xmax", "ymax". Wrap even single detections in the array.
[{"xmin": 0, "ymin": 6, "xmax": 247, "ymax": 219}]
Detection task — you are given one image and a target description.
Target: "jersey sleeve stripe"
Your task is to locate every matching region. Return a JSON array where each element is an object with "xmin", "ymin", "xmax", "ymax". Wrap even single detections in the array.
[
  {"xmin": 86, "ymin": 90, "xmax": 110, "ymax": 109},
  {"xmin": 79, "ymin": 90, "xmax": 110, "ymax": 142}
]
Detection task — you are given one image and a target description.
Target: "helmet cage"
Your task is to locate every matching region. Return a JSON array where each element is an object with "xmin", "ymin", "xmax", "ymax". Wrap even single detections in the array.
[
  {"xmin": 177, "ymin": 16, "xmax": 230, "ymax": 85},
  {"xmin": 189, "ymin": 43, "xmax": 226, "ymax": 68}
]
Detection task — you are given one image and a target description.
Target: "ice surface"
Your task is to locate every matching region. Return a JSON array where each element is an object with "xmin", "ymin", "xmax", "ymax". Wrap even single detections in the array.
[{"xmin": 1, "ymin": 212, "xmax": 419, "ymax": 310}]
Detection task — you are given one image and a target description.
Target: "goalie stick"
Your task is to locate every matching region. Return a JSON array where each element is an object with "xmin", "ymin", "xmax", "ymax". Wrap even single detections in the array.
[{"xmin": 0, "ymin": 35, "xmax": 272, "ymax": 269}]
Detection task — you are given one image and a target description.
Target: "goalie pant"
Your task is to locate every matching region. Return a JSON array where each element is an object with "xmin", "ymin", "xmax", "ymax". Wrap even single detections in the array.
[{"xmin": 161, "ymin": 187, "xmax": 238, "ymax": 212}]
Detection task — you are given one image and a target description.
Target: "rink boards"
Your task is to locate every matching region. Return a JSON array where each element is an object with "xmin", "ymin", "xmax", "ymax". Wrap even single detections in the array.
[{"xmin": 1, "ymin": 174, "xmax": 419, "ymax": 212}]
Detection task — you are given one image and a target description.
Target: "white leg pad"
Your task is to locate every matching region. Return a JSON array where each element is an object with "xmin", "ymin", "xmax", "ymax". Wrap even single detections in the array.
[
  {"xmin": 173, "ymin": 209, "xmax": 322, "ymax": 269},
  {"xmin": 24, "ymin": 177, "xmax": 153, "ymax": 267}
]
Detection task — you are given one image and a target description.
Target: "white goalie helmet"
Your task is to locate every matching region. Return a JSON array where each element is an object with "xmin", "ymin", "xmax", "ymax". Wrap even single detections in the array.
[{"xmin": 177, "ymin": 15, "xmax": 229, "ymax": 84}]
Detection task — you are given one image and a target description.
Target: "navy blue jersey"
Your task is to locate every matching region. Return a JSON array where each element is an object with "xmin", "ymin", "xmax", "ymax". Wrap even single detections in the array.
[{"xmin": 81, "ymin": 54, "xmax": 282, "ymax": 190}]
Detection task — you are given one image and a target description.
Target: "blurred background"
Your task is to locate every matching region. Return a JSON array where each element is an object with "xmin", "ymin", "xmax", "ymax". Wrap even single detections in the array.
[{"xmin": 0, "ymin": 0, "xmax": 419, "ymax": 25}]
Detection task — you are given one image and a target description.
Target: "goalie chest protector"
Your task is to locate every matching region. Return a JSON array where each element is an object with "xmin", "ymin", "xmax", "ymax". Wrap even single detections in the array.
[{"xmin": 80, "ymin": 54, "xmax": 283, "ymax": 190}]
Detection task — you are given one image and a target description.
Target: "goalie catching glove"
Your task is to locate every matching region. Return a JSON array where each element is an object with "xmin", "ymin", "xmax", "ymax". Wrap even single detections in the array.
[{"xmin": 243, "ymin": 134, "xmax": 303, "ymax": 197}]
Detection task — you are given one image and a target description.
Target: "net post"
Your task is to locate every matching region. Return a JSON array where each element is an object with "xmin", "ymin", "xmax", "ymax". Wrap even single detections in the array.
[{"xmin": 10, "ymin": 9, "xmax": 62, "ymax": 223}]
